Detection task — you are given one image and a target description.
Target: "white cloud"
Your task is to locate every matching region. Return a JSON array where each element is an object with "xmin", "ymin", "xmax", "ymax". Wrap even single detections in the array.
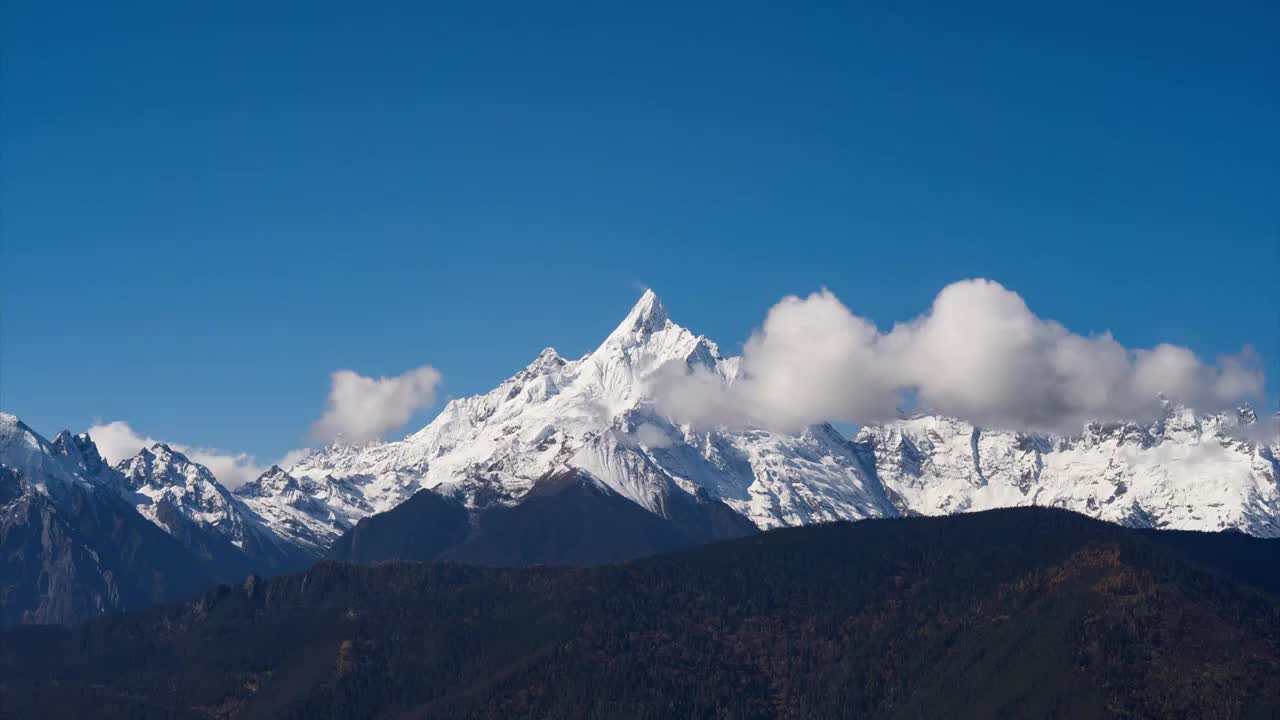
[
  {"xmin": 655, "ymin": 279, "xmax": 1265, "ymax": 434},
  {"xmin": 187, "ymin": 450, "xmax": 265, "ymax": 490},
  {"xmin": 277, "ymin": 447, "xmax": 313, "ymax": 468},
  {"xmin": 1224, "ymin": 411, "xmax": 1280, "ymax": 445},
  {"xmin": 82, "ymin": 364, "xmax": 446, "ymax": 488},
  {"xmin": 86, "ymin": 420, "xmax": 158, "ymax": 467},
  {"xmin": 85, "ymin": 420, "xmax": 304, "ymax": 489},
  {"xmin": 630, "ymin": 422, "xmax": 674, "ymax": 448},
  {"xmin": 309, "ymin": 365, "xmax": 443, "ymax": 444}
]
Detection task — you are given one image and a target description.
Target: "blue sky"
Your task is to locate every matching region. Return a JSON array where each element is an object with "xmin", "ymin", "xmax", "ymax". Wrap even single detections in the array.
[{"xmin": 2, "ymin": 0, "xmax": 1277, "ymax": 462}]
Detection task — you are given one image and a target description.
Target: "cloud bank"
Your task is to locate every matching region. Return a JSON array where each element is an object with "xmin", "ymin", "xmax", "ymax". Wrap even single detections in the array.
[
  {"xmin": 309, "ymin": 365, "xmax": 443, "ymax": 443},
  {"xmin": 655, "ymin": 279, "xmax": 1265, "ymax": 434},
  {"xmin": 87, "ymin": 420, "xmax": 270, "ymax": 489}
]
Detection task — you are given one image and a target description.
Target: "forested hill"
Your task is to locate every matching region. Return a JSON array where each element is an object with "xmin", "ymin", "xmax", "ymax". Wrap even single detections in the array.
[{"xmin": 4, "ymin": 507, "xmax": 1280, "ymax": 719}]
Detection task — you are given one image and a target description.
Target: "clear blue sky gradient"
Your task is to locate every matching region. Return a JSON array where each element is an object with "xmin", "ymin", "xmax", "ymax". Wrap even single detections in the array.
[{"xmin": 3, "ymin": 1, "xmax": 1277, "ymax": 459}]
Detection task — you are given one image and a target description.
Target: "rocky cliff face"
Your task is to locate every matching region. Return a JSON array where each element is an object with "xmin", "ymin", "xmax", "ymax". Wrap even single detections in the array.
[{"xmin": 0, "ymin": 415, "xmax": 213, "ymax": 626}]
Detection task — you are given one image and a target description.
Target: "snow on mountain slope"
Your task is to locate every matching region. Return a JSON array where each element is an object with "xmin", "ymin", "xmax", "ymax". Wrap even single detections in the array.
[
  {"xmin": 239, "ymin": 291, "xmax": 1279, "ymax": 548},
  {"xmin": 243, "ymin": 292, "xmax": 896, "ymax": 548},
  {"xmin": 103, "ymin": 443, "xmax": 315, "ymax": 571},
  {"xmin": 0, "ymin": 413, "xmax": 91, "ymax": 498},
  {"xmin": 51, "ymin": 430, "xmax": 117, "ymax": 489},
  {"xmin": 858, "ymin": 406, "xmax": 1280, "ymax": 537},
  {"xmin": 115, "ymin": 443, "xmax": 257, "ymax": 548},
  {"xmin": 235, "ymin": 465, "xmax": 374, "ymax": 553}
]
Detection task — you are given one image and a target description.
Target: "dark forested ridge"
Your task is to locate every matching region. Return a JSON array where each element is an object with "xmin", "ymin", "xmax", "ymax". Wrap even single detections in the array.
[{"xmin": 4, "ymin": 507, "xmax": 1280, "ymax": 719}]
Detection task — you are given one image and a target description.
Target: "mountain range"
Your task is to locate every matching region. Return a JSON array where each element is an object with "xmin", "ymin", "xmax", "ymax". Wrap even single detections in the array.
[
  {"xmin": 241, "ymin": 290, "xmax": 1280, "ymax": 545},
  {"xmin": 1, "ymin": 291, "xmax": 1277, "ymax": 625}
]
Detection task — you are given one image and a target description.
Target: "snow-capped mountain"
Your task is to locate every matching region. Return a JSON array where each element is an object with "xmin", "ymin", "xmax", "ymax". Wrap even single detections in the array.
[
  {"xmin": 859, "ymin": 405, "xmax": 1280, "ymax": 536},
  {"xmin": 5, "ymin": 289, "xmax": 1278, "ymax": 625},
  {"xmin": 115, "ymin": 444, "xmax": 259, "ymax": 545},
  {"xmin": 245, "ymin": 290, "xmax": 1280, "ymax": 546},
  {"xmin": 1, "ymin": 414, "xmax": 319, "ymax": 622},
  {"xmin": 239, "ymin": 291, "xmax": 896, "ymax": 549},
  {"xmin": 50, "ymin": 430, "xmax": 116, "ymax": 489},
  {"xmin": 110, "ymin": 443, "xmax": 313, "ymax": 571},
  {"xmin": 0, "ymin": 414, "xmax": 94, "ymax": 499},
  {"xmin": 235, "ymin": 465, "xmax": 374, "ymax": 553},
  {"xmin": 0, "ymin": 413, "xmax": 212, "ymax": 625}
]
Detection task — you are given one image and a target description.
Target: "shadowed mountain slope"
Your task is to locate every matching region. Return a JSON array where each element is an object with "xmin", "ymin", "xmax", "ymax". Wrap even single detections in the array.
[
  {"xmin": 327, "ymin": 469, "xmax": 759, "ymax": 567},
  {"xmin": 0, "ymin": 418, "xmax": 216, "ymax": 627}
]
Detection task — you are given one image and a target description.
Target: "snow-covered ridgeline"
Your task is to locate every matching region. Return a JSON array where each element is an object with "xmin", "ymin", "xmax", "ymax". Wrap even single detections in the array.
[{"xmin": 238, "ymin": 291, "xmax": 1279, "ymax": 547}]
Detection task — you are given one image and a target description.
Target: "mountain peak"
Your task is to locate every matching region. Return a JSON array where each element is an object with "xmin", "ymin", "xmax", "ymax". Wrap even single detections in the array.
[
  {"xmin": 0, "ymin": 413, "xmax": 88, "ymax": 492},
  {"xmin": 236, "ymin": 465, "xmax": 300, "ymax": 498},
  {"xmin": 629, "ymin": 287, "xmax": 667, "ymax": 322},
  {"xmin": 528, "ymin": 347, "xmax": 565, "ymax": 372},
  {"xmin": 138, "ymin": 442, "xmax": 190, "ymax": 468},
  {"xmin": 117, "ymin": 442, "xmax": 216, "ymax": 493},
  {"xmin": 1239, "ymin": 404, "xmax": 1259, "ymax": 424},
  {"xmin": 607, "ymin": 289, "xmax": 670, "ymax": 341},
  {"xmin": 0, "ymin": 413, "xmax": 32, "ymax": 441},
  {"xmin": 51, "ymin": 430, "xmax": 111, "ymax": 482}
]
